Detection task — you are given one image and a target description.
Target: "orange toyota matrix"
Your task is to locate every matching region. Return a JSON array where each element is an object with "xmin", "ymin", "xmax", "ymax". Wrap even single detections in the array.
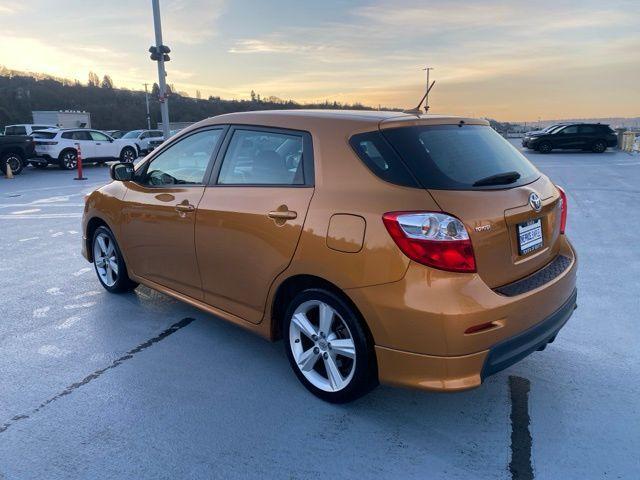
[{"xmin": 82, "ymin": 110, "xmax": 577, "ymax": 402}]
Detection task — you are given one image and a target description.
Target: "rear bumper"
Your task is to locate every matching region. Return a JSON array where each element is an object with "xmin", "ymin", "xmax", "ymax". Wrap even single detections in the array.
[{"xmin": 375, "ymin": 288, "xmax": 577, "ymax": 392}]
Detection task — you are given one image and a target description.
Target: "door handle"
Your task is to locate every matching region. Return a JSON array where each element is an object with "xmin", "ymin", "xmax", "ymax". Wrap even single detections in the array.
[
  {"xmin": 268, "ymin": 210, "xmax": 297, "ymax": 220},
  {"xmin": 175, "ymin": 203, "xmax": 195, "ymax": 213}
]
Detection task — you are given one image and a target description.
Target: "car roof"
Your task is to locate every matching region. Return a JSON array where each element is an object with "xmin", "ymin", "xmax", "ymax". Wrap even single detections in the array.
[{"xmin": 192, "ymin": 109, "xmax": 489, "ymax": 134}]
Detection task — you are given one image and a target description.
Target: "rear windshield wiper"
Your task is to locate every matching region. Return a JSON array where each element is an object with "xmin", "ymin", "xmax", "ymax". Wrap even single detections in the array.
[{"xmin": 473, "ymin": 171, "xmax": 521, "ymax": 187}]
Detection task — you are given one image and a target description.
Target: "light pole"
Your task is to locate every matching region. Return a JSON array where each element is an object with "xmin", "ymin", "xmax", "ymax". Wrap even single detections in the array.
[
  {"xmin": 143, "ymin": 83, "xmax": 151, "ymax": 130},
  {"xmin": 150, "ymin": 0, "xmax": 170, "ymax": 138},
  {"xmin": 423, "ymin": 66, "xmax": 434, "ymax": 112}
]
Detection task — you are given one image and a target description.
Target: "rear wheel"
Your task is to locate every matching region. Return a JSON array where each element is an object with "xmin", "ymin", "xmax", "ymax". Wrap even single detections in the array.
[
  {"xmin": 537, "ymin": 142, "xmax": 552, "ymax": 154},
  {"xmin": 592, "ymin": 141, "xmax": 606, "ymax": 153},
  {"xmin": 59, "ymin": 149, "xmax": 78, "ymax": 170},
  {"xmin": 1, "ymin": 152, "xmax": 25, "ymax": 175},
  {"xmin": 92, "ymin": 226, "xmax": 138, "ymax": 293},
  {"xmin": 283, "ymin": 288, "xmax": 377, "ymax": 403}
]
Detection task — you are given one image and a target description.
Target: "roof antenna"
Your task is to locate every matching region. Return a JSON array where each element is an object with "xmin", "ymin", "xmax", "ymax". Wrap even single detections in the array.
[{"xmin": 403, "ymin": 80, "xmax": 436, "ymax": 115}]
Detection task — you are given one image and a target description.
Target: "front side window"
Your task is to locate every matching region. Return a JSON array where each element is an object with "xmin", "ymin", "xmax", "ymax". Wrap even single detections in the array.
[
  {"xmin": 217, "ymin": 129, "xmax": 304, "ymax": 185},
  {"xmin": 62, "ymin": 131, "xmax": 92, "ymax": 141},
  {"xmin": 558, "ymin": 126, "xmax": 578, "ymax": 135},
  {"xmin": 122, "ymin": 130, "xmax": 143, "ymax": 139},
  {"xmin": 140, "ymin": 129, "xmax": 222, "ymax": 186},
  {"xmin": 90, "ymin": 131, "xmax": 110, "ymax": 141}
]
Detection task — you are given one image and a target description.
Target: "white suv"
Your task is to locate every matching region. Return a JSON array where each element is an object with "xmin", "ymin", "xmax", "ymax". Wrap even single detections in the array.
[
  {"xmin": 120, "ymin": 129, "xmax": 164, "ymax": 154},
  {"xmin": 32, "ymin": 129, "xmax": 138, "ymax": 169}
]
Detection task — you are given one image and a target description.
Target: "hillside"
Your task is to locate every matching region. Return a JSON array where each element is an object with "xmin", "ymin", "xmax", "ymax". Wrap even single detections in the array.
[{"xmin": 0, "ymin": 68, "xmax": 390, "ymax": 130}]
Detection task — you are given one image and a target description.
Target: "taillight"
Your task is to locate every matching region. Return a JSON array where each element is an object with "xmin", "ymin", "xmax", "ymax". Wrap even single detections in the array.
[
  {"xmin": 382, "ymin": 211, "xmax": 476, "ymax": 273},
  {"xmin": 556, "ymin": 186, "xmax": 568, "ymax": 234}
]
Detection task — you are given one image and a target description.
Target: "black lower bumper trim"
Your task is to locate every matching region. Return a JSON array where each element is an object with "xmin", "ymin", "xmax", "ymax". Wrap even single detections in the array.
[{"xmin": 481, "ymin": 288, "xmax": 577, "ymax": 380}]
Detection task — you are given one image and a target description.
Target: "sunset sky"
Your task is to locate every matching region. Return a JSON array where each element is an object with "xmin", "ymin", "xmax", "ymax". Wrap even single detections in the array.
[{"xmin": 0, "ymin": 0, "xmax": 638, "ymax": 121}]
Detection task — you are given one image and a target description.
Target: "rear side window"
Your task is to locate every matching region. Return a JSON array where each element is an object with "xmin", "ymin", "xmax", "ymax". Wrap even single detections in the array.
[
  {"xmin": 381, "ymin": 124, "xmax": 540, "ymax": 190},
  {"xmin": 349, "ymin": 131, "xmax": 418, "ymax": 187},
  {"xmin": 579, "ymin": 125, "xmax": 597, "ymax": 134},
  {"xmin": 217, "ymin": 129, "xmax": 305, "ymax": 185},
  {"xmin": 62, "ymin": 131, "xmax": 92, "ymax": 140},
  {"xmin": 5, "ymin": 126, "xmax": 26, "ymax": 135}
]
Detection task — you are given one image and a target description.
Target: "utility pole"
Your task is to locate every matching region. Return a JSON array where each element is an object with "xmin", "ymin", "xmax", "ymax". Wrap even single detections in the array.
[
  {"xmin": 150, "ymin": 0, "xmax": 171, "ymax": 138},
  {"xmin": 423, "ymin": 66, "xmax": 434, "ymax": 112},
  {"xmin": 143, "ymin": 83, "xmax": 151, "ymax": 130}
]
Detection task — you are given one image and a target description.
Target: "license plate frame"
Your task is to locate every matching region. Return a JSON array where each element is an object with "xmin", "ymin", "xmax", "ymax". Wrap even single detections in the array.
[{"xmin": 517, "ymin": 218, "xmax": 543, "ymax": 255}]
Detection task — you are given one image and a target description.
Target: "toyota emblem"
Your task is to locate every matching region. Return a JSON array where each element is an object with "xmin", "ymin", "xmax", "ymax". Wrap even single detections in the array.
[{"xmin": 529, "ymin": 192, "xmax": 542, "ymax": 212}]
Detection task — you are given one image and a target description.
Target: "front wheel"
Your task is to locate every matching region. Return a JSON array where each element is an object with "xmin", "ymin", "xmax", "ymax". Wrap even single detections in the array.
[
  {"xmin": 1, "ymin": 152, "xmax": 25, "ymax": 175},
  {"xmin": 283, "ymin": 288, "xmax": 377, "ymax": 403},
  {"xmin": 92, "ymin": 226, "xmax": 138, "ymax": 293},
  {"xmin": 537, "ymin": 142, "xmax": 552, "ymax": 154},
  {"xmin": 120, "ymin": 146, "xmax": 136, "ymax": 163}
]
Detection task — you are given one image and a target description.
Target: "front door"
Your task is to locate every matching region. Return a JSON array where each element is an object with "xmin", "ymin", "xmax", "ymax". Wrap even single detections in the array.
[
  {"xmin": 554, "ymin": 125, "xmax": 579, "ymax": 149},
  {"xmin": 119, "ymin": 127, "xmax": 225, "ymax": 299},
  {"xmin": 195, "ymin": 126, "xmax": 314, "ymax": 323},
  {"xmin": 89, "ymin": 130, "xmax": 117, "ymax": 158}
]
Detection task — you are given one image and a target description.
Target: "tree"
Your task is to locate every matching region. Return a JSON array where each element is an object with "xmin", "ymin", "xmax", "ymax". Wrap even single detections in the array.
[
  {"xmin": 101, "ymin": 75, "xmax": 114, "ymax": 89},
  {"xmin": 88, "ymin": 71, "xmax": 100, "ymax": 87},
  {"xmin": 196, "ymin": 90, "xmax": 201, "ymax": 100},
  {"xmin": 250, "ymin": 90, "xmax": 256, "ymax": 102}
]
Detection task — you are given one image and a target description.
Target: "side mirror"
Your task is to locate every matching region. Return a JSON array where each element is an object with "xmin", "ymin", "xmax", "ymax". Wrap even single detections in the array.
[{"xmin": 110, "ymin": 162, "xmax": 134, "ymax": 182}]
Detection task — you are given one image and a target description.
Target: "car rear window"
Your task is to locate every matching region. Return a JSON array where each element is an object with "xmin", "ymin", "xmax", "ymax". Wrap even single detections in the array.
[
  {"xmin": 380, "ymin": 124, "xmax": 540, "ymax": 190},
  {"xmin": 32, "ymin": 131, "xmax": 57, "ymax": 139}
]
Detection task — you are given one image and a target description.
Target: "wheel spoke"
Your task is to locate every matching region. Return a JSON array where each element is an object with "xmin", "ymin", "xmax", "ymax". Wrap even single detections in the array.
[
  {"xmin": 323, "ymin": 354, "xmax": 344, "ymax": 390},
  {"xmin": 318, "ymin": 303, "xmax": 334, "ymax": 335},
  {"xmin": 97, "ymin": 236, "xmax": 108, "ymax": 255},
  {"xmin": 330, "ymin": 338, "xmax": 355, "ymax": 359},
  {"xmin": 292, "ymin": 312, "xmax": 317, "ymax": 340},
  {"xmin": 108, "ymin": 258, "xmax": 118, "ymax": 275},
  {"xmin": 105, "ymin": 265, "xmax": 114, "ymax": 284},
  {"xmin": 105, "ymin": 239, "xmax": 115, "ymax": 256},
  {"xmin": 297, "ymin": 348, "xmax": 320, "ymax": 372}
]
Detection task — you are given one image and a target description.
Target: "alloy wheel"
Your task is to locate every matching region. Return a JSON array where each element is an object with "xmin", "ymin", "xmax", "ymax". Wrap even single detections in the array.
[
  {"xmin": 289, "ymin": 300, "xmax": 356, "ymax": 392},
  {"xmin": 63, "ymin": 151, "xmax": 77, "ymax": 169},
  {"xmin": 122, "ymin": 148, "xmax": 135, "ymax": 162},
  {"xmin": 5, "ymin": 155, "xmax": 22, "ymax": 173},
  {"xmin": 93, "ymin": 232, "xmax": 119, "ymax": 287}
]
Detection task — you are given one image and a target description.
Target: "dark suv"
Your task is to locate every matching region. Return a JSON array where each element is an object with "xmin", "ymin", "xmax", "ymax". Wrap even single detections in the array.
[{"xmin": 523, "ymin": 123, "xmax": 617, "ymax": 153}]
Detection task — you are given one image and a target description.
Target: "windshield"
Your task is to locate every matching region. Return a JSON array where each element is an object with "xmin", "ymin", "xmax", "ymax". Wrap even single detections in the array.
[
  {"xmin": 380, "ymin": 124, "xmax": 540, "ymax": 190},
  {"xmin": 122, "ymin": 130, "xmax": 142, "ymax": 139}
]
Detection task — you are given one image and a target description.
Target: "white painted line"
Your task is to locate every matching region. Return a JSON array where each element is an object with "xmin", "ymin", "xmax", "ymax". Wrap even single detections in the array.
[
  {"xmin": 56, "ymin": 315, "xmax": 82, "ymax": 330},
  {"xmin": 33, "ymin": 306, "xmax": 51, "ymax": 318},
  {"xmin": 51, "ymin": 232, "xmax": 64, "ymax": 237},
  {"xmin": 37, "ymin": 345, "xmax": 69, "ymax": 357},
  {"xmin": 73, "ymin": 290, "xmax": 101, "ymax": 300},
  {"xmin": 11, "ymin": 209, "xmax": 42, "ymax": 215},
  {"xmin": 63, "ymin": 302, "xmax": 97, "ymax": 310},
  {"xmin": 47, "ymin": 287, "xmax": 63, "ymax": 296},
  {"xmin": 73, "ymin": 267, "xmax": 92, "ymax": 277},
  {"xmin": 0, "ymin": 213, "xmax": 82, "ymax": 219},
  {"xmin": 18, "ymin": 237, "xmax": 39, "ymax": 242},
  {"xmin": 68, "ymin": 230, "xmax": 79, "ymax": 234}
]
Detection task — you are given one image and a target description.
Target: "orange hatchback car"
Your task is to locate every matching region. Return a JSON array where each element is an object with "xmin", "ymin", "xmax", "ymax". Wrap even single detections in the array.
[{"xmin": 82, "ymin": 110, "xmax": 577, "ymax": 402}]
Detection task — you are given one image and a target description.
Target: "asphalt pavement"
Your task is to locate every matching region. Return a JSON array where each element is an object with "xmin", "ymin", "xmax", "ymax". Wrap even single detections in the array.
[{"xmin": 0, "ymin": 144, "xmax": 638, "ymax": 479}]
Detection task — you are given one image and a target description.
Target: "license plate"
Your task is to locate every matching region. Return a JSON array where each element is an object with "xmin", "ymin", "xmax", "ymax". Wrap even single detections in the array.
[{"xmin": 518, "ymin": 218, "xmax": 543, "ymax": 255}]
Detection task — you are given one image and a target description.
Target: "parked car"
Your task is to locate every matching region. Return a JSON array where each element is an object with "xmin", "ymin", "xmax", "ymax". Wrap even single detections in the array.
[
  {"xmin": 147, "ymin": 129, "xmax": 183, "ymax": 151},
  {"xmin": 0, "ymin": 134, "xmax": 35, "ymax": 174},
  {"xmin": 104, "ymin": 130, "xmax": 126, "ymax": 139},
  {"xmin": 82, "ymin": 110, "xmax": 577, "ymax": 403},
  {"xmin": 120, "ymin": 129, "xmax": 163, "ymax": 154},
  {"xmin": 31, "ymin": 128, "xmax": 138, "ymax": 169},
  {"xmin": 523, "ymin": 123, "xmax": 616, "ymax": 153},
  {"xmin": 3, "ymin": 124, "xmax": 58, "ymax": 136},
  {"xmin": 521, "ymin": 124, "xmax": 568, "ymax": 147}
]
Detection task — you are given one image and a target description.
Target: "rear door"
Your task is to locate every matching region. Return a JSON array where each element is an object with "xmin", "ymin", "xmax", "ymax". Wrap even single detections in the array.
[
  {"xmin": 68, "ymin": 131, "xmax": 96, "ymax": 158},
  {"xmin": 195, "ymin": 126, "xmax": 314, "ymax": 323},
  {"xmin": 119, "ymin": 127, "xmax": 225, "ymax": 299},
  {"xmin": 381, "ymin": 123, "xmax": 563, "ymax": 288}
]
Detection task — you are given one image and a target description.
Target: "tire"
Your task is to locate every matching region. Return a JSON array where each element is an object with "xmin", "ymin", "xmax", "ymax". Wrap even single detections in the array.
[
  {"xmin": 58, "ymin": 149, "xmax": 78, "ymax": 170},
  {"xmin": 120, "ymin": 146, "xmax": 136, "ymax": 163},
  {"xmin": 283, "ymin": 288, "xmax": 378, "ymax": 403},
  {"xmin": 537, "ymin": 142, "xmax": 552, "ymax": 154},
  {"xmin": 1, "ymin": 152, "xmax": 25, "ymax": 175},
  {"xmin": 91, "ymin": 226, "xmax": 138, "ymax": 293},
  {"xmin": 592, "ymin": 141, "xmax": 606, "ymax": 153}
]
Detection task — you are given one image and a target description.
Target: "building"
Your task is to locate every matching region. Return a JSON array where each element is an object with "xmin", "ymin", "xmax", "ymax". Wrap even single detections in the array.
[{"xmin": 32, "ymin": 110, "xmax": 92, "ymax": 129}]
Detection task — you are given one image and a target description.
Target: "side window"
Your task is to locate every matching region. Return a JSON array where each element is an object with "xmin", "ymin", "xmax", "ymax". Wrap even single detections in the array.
[
  {"xmin": 140, "ymin": 132, "xmax": 149, "ymax": 139},
  {"xmin": 140, "ymin": 129, "xmax": 222, "ymax": 186},
  {"xmin": 6, "ymin": 126, "xmax": 26, "ymax": 135},
  {"xmin": 151, "ymin": 131, "xmax": 163, "ymax": 138},
  {"xmin": 579, "ymin": 125, "xmax": 597, "ymax": 134},
  {"xmin": 559, "ymin": 126, "xmax": 578, "ymax": 135},
  {"xmin": 217, "ymin": 129, "xmax": 304, "ymax": 185},
  {"xmin": 90, "ymin": 131, "xmax": 109, "ymax": 141}
]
